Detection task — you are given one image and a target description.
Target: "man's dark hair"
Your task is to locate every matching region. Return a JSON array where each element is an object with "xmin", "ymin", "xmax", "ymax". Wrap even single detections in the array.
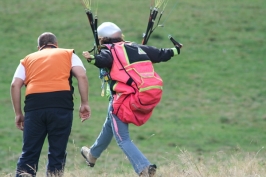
[
  {"xmin": 37, "ymin": 32, "xmax": 57, "ymax": 47},
  {"xmin": 100, "ymin": 37, "xmax": 124, "ymax": 44}
]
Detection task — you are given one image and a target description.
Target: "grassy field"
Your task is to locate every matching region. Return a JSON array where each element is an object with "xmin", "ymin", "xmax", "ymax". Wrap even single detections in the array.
[{"xmin": 0, "ymin": 0, "xmax": 266, "ymax": 176}]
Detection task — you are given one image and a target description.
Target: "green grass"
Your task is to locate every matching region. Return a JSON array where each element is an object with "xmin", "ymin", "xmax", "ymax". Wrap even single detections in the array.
[{"xmin": 0, "ymin": 0, "xmax": 266, "ymax": 175}]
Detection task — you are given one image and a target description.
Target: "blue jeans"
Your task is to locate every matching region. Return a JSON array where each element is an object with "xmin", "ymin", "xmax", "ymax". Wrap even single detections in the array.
[
  {"xmin": 90, "ymin": 99, "xmax": 151, "ymax": 175},
  {"xmin": 16, "ymin": 108, "xmax": 73, "ymax": 177}
]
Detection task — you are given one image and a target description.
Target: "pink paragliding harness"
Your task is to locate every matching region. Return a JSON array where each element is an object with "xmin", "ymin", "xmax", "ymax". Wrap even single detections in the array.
[{"xmin": 104, "ymin": 42, "xmax": 163, "ymax": 126}]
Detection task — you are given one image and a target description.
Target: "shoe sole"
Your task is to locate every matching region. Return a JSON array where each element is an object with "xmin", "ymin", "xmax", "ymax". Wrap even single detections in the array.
[{"xmin": 80, "ymin": 149, "xmax": 95, "ymax": 167}]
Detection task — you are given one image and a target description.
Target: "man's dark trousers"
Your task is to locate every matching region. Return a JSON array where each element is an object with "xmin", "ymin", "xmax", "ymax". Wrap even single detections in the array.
[{"xmin": 16, "ymin": 108, "xmax": 73, "ymax": 177}]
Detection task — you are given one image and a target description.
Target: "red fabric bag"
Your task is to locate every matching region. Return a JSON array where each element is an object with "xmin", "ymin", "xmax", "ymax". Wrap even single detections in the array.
[{"xmin": 105, "ymin": 42, "xmax": 163, "ymax": 126}]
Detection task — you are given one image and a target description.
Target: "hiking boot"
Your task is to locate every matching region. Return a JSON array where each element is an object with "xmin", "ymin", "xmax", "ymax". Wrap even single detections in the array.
[
  {"xmin": 80, "ymin": 146, "xmax": 97, "ymax": 167},
  {"xmin": 139, "ymin": 164, "xmax": 157, "ymax": 177}
]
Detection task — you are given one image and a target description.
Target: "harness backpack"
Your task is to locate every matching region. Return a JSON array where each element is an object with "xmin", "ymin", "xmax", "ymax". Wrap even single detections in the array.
[{"xmin": 104, "ymin": 42, "xmax": 163, "ymax": 126}]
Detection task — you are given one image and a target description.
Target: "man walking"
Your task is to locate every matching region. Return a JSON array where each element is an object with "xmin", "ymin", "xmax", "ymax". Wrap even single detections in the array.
[{"xmin": 10, "ymin": 32, "xmax": 91, "ymax": 177}]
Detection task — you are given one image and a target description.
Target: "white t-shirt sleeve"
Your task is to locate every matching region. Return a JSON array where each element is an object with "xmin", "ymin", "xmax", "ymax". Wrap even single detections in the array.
[
  {"xmin": 13, "ymin": 63, "xmax": 26, "ymax": 81},
  {"xmin": 72, "ymin": 53, "xmax": 86, "ymax": 71}
]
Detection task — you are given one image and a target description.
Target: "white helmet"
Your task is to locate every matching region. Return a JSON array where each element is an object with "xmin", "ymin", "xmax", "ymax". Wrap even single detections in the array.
[{"xmin": 97, "ymin": 22, "xmax": 122, "ymax": 38}]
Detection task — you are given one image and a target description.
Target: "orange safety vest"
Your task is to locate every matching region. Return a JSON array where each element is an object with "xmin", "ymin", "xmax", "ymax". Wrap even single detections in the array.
[{"xmin": 21, "ymin": 48, "xmax": 74, "ymax": 96}]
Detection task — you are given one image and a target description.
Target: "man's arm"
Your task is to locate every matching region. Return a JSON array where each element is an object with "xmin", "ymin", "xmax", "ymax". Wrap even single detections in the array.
[
  {"xmin": 72, "ymin": 66, "xmax": 91, "ymax": 122},
  {"xmin": 10, "ymin": 78, "xmax": 25, "ymax": 130}
]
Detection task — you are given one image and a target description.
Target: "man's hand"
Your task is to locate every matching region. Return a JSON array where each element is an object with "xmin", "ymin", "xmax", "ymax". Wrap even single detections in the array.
[
  {"xmin": 15, "ymin": 114, "xmax": 24, "ymax": 131},
  {"xmin": 79, "ymin": 104, "xmax": 91, "ymax": 122}
]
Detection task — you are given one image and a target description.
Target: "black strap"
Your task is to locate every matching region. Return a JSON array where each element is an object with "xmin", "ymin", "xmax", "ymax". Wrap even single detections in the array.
[
  {"xmin": 126, "ymin": 78, "xmax": 133, "ymax": 86},
  {"xmin": 39, "ymin": 44, "xmax": 57, "ymax": 50}
]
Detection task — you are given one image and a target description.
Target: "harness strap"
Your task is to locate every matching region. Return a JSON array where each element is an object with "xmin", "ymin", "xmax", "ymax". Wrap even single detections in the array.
[{"xmin": 126, "ymin": 78, "xmax": 133, "ymax": 86}]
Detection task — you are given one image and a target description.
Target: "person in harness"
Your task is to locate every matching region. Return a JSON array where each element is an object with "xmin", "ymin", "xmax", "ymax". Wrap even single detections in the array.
[{"xmin": 81, "ymin": 22, "xmax": 179, "ymax": 177}]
